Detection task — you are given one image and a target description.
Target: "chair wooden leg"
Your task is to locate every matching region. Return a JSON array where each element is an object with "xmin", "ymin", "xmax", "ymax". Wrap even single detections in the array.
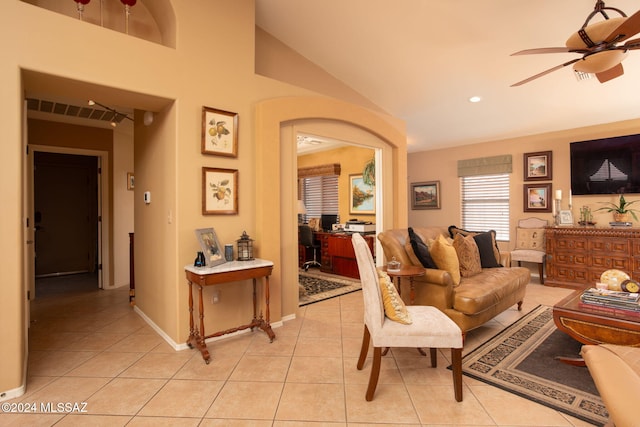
[
  {"xmin": 538, "ymin": 263, "xmax": 544, "ymax": 284},
  {"xmin": 451, "ymin": 347, "xmax": 463, "ymax": 402},
  {"xmin": 430, "ymin": 348, "xmax": 437, "ymax": 368},
  {"xmin": 366, "ymin": 346, "xmax": 382, "ymax": 401},
  {"xmin": 357, "ymin": 325, "xmax": 371, "ymax": 370}
]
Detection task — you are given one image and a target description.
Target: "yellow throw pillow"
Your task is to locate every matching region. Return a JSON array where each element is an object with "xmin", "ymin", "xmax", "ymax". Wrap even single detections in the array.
[
  {"xmin": 377, "ymin": 270, "xmax": 412, "ymax": 324},
  {"xmin": 429, "ymin": 234, "xmax": 461, "ymax": 286},
  {"xmin": 453, "ymin": 233, "xmax": 482, "ymax": 277}
]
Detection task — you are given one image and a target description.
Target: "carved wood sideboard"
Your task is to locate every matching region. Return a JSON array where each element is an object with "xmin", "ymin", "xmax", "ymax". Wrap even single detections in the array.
[{"xmin": 545, "ymin": 226, "xmax": 640, "ymax": 289}]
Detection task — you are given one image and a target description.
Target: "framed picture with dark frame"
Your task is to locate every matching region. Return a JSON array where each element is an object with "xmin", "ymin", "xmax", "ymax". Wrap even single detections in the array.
[
  {"xmin": 524, "ymin": 151, "xmax": 552, "ymax": 181},
  {"xmin": 349, "ymin": 174, "xmax": 375, "ymax": 214},
  {"xmin": 202, "ymin": 167, "xmax": 238, "ymax": 215},
  {"xmin": 195, "ymin": 227, "xmax": 226, "ymax": 267},
  {"xmin": 524, "ymin": 183, "xmax": 552, "ymax": 212},
  {"xmin": 201, "ymin": 106, "xmax": 238, "ymax": 157},
  {"xmin": 411, "ymin": 180, "xmax": 441, "ymax": 210}
]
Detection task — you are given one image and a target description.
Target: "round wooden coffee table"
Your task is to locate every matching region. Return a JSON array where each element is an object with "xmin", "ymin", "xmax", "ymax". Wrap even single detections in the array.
[
  {"xmin": 382, "ymin": 265, "xmax": 425, "ymax": 305},
  {"xmin": 553, "ymin": 289, "xmax": 640, "ymax": 365}
]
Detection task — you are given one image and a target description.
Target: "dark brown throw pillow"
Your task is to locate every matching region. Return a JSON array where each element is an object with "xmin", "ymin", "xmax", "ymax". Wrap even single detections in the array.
[
  {"xmin": 472, "ymin": 231, "xmax": 502, "ymax": 268},
  {"xmin": 408, "ymin": 227, "xmax": 437, "ymax": 269},
  {"xmin": 448, "ymin": 225, "xmax": 502, "ymax": 268}
]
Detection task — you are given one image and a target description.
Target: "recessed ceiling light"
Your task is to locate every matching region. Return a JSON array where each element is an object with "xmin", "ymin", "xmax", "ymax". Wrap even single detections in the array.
[{"xmin": 469, "ymin": 96, "xmax": 482, "ymax": 103}]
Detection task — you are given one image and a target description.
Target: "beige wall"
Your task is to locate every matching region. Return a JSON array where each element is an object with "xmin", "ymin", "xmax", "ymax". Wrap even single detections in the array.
[
  {"xmin": 408, "ymin": 118, "xmax": 640, "ymax": 252},
  {"xmin": 298, "ymin": 145, "xmax": 376, "ymax": 223},
  {"xmin": 0, "ymin": 0, "xmax": 407, "ymax": 398}
]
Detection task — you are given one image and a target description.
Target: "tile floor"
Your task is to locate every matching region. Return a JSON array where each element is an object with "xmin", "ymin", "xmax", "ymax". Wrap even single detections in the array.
[{"xmin": 1, "ymin": 276, "xmax": 599, "ymax": 426}]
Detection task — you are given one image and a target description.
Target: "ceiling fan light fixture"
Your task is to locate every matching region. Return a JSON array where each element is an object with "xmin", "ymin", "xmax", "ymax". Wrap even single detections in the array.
[
  {"xmin": 565, "ymin": 17, "xmax": 626, "ymax": 48},
  {"xmin": 573, "ymin": 49, "xmax": 628, "ymax": 73}
]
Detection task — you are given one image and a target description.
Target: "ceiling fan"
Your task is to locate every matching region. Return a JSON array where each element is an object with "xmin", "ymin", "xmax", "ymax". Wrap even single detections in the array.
[{"xmin": 511, "ymin": 0, "xmax": 640, "ymax": 86}]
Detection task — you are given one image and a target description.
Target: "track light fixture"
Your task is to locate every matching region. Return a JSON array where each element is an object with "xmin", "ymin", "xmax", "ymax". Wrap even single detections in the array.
[{"xmin": 87, "ymin": 100, "xmax": 133, "ymax": 127}]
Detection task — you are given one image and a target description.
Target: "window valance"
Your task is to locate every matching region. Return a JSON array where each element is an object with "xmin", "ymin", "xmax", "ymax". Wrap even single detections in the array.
[
  {"xmin": 457, "ymin": 155, "xmax": 512, "ymax": 177},
  {"xmin": 298, "ymin": 163, "xmax": 341, "ymax": 179}
]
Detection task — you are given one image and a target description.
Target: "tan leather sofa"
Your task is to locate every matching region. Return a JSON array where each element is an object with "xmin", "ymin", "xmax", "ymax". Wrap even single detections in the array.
[
  {"xmin": 582, "ymin": 344, "xmax": 640, "ymax": 427},
  {"xmin": 377, "ymin": 226, "xmax": 530, "ymax": 335}
]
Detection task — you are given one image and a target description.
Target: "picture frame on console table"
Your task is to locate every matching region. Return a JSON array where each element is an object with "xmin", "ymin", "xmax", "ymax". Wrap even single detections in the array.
[
  {"xmin": 524, "ymin": 183, "xmax": 552, "ymax": 213},
  {"xmin": 202, "ymin": 167, "xmax": 238, "ymax": 215},
  {"xmin": 195, "ymin": 227, "xmax": 226, "ymax": 267},
  {"xmin": 201, "ymin": 106, "xmax": 238, "ymax": 157},
  {"xmin": 558, "ymin": 210, "xmax": 574, "ymax": 225},
  {"xmin": 411, "ymin": 180, "xmax": 441, "ymax": 210},
  {"xmin": 524, "ymin": 151, "xmax": 552, "ymax": 181}
]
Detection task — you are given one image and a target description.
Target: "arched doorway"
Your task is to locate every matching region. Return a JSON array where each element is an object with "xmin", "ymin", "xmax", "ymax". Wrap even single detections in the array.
[{"xmin": 255, "ymin": 96, "xmax": 408, "ymax": 320}]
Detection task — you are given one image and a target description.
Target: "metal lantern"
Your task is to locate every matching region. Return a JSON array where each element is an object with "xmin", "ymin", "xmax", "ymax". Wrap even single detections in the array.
[{"xmin": 236, "ymin": 231, "xmax": 254, "ymax": 261}]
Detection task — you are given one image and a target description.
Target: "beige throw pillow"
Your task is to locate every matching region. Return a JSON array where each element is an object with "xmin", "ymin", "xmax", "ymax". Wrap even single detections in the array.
[
  {"xmin": 453, "ymin": 233, "xmax": 482, "ymax": 277},
  {"xmin": 516, "ymin": 228, "xmax": 545, "ymax": 250}
]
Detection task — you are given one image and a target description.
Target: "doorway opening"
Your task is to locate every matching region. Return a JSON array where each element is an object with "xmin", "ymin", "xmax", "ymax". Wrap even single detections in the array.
[
  {"xmin": 31, "ymin": 150, "xmax": 103, "ymax": 298},
  {"xmin": 33, "ymin": 151, "xmax": 101, "ymax": 296}
]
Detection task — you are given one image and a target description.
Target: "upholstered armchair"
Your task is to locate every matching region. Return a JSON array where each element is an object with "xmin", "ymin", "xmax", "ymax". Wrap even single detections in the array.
[{"xmin": 511, "ymin": 217, "xmax": 547, "ymax": 284}]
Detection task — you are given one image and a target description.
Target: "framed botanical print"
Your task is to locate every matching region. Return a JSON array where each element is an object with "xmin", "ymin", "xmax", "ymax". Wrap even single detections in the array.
[
  {"xmin": 202, "ymin": 167, "xmax": 238, "ymax": 215},
  {"xmin": 201, "ymin": 106, "xmax": 238, "ymax": 157},
  {"xmin": 411, "ymin": 181, "xmax": 441, "ymax": 210},
  {"xmin": 524, "ymin": 151, "xmax": 552, "ymax": 181},
  {"xmin": 524, "ymin": 183, "xmax": 552, "ymax": 212},
  {"xmin": 349, "ymin": 174, "xmax": 375, "ymax": 214}
]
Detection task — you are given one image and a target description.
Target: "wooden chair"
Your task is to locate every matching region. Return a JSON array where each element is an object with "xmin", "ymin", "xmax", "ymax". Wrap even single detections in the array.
[
  {"xmin": 511, "ymin": 217, "xmax": 547, "ymax": 284},
  {"xmin": 351, "ymin": 232, "xmax": 463, "ymax": 402}
]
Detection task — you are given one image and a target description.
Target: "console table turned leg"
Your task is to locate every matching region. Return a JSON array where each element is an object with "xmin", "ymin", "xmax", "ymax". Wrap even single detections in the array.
[{"xmin": 186, "ymin": 281, "xmax": 211, "ymax": 363}]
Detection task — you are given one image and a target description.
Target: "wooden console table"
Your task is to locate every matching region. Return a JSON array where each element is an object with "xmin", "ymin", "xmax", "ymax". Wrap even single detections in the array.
[
  {"xmin": 185, "ymin": 259, "xmax": 275, "ymax": 364},
  {"xmin": 545, "ymin": 226, "xmax": 640, "ymax": 289}
]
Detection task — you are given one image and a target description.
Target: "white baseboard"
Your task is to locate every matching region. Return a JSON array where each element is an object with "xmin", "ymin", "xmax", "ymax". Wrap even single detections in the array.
[{"xmin": 133, "ymin": 306, "xmax": 286, "ymax": 351}]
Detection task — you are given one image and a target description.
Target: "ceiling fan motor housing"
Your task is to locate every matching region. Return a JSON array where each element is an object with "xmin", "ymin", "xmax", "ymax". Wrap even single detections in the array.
[{"xmin": 566, "ymin": 17, "xmax": 628, "ymax": 73}]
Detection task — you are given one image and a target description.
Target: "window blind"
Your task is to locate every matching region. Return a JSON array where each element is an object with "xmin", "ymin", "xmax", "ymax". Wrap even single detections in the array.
[
  {"xmin": 301, "ymin": 175, "xmax": 339, "ymax": 222},
  {"xmin": 461, "ymin": 174, "xmax": 510, "ymax": 241}
]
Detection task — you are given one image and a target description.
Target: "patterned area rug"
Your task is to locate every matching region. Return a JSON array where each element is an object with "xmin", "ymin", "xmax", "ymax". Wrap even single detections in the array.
[
  {"xmin": 460, "ymin": 305, "xmax": 608, "ymax": 426},
  {"xmin": 298, "ymin": 271, "xmax": 362, "ymax": 306}
]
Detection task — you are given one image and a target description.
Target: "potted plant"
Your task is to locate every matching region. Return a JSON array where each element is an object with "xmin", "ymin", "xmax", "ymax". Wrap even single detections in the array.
[{"xmin": 595, "ymin": 194, "xmax": 640, "ymax": 222}]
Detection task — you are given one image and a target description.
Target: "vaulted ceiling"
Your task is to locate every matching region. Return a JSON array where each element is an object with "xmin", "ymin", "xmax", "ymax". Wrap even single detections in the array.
[{"xmin": 256, "ymin": 0, "xmax": 640, "ymax": 152}]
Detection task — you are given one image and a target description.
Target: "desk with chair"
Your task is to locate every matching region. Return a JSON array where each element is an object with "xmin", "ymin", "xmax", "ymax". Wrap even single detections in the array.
[{"xmin": 298, "ymin": 227, "xmax": 375, "ymax": 279}]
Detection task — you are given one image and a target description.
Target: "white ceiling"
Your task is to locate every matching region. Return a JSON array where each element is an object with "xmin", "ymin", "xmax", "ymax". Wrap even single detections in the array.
[{"xmin": 255, "ymin": 0, "xmax": 640, "ymax": 153}]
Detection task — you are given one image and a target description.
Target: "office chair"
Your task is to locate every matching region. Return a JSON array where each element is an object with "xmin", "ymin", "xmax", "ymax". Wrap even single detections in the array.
[{"xmin": 299, "ymin": 224, "xmax": 321, "ymax": 271}]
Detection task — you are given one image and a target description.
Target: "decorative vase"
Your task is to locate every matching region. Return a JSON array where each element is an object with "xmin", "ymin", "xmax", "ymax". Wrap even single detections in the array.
[{"xmin": 613, "ymin": 212, "xmax": 630, "ymax": 222}]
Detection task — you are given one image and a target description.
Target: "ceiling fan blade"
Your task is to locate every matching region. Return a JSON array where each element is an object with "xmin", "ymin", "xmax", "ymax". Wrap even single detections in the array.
[
  {"xmin": 511, "ymin": 47, "xmax": 573, "ymax": 56},
  {"xmin": 623, "ymin": 37, "xmax": 640, "ymax": 49},
  {"xmin": 605, "ymin": 9, "xmax": 640, "ymax": 43},
  {"xmin": 511, "ymin": 58, "xmax": 581, "ymax": 87},
  {"xmin": 596, "ymin": 63, "xmax": 624, "ymax": 83}
]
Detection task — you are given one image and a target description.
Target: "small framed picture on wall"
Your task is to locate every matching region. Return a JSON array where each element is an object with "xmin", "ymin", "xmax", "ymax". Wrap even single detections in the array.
[
  {"xmin": 201, "ymin": 106, "xmax": 238, "ymax": 157},
  {"xmin": 411, "ymin": 181, "xmax": 441, "ymax": 210},
  {"xmin": 524, "ymin": 151, "xmax": 552, "ymax": 181},
  {"xmin": 524, "ymin": 183, "xmax": 552, "ymax": 212}
]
